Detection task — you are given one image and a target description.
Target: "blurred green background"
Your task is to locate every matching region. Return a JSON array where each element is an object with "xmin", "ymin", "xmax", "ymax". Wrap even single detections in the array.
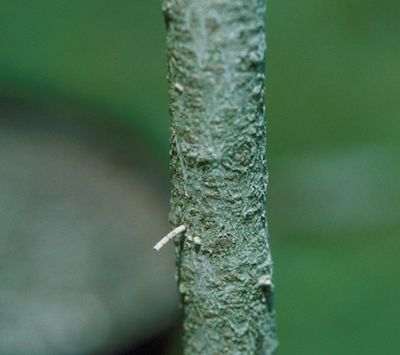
[{"xmin": 0, "ymin": 0, "xmax": 399, "ymax": 354}]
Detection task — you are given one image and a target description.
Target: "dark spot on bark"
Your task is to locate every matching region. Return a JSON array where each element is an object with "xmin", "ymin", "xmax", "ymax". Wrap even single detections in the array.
[{"xmin": 260, "ymin": 284, "xmax": 274, "ymax": 313}]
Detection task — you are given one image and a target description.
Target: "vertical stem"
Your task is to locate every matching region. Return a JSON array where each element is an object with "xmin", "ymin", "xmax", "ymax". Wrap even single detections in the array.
[{"xmin": 163, "ymin": 0, "xmax": 277, "ymax": 353}]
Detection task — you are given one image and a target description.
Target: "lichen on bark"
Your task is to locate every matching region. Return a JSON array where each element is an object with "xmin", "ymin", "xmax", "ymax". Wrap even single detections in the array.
[{"xmin": 163, "ymin": 0, "xmax": 277, "ymax": 353}]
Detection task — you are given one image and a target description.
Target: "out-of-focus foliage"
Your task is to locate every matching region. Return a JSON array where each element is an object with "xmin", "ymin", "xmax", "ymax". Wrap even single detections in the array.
[
  {"xmin": 0, "ymin": 1, "xmax": 168, "ymax": 152},
  {"xmin": 0, "ymin": 0, "xmax": 399, "ymax": 354}
]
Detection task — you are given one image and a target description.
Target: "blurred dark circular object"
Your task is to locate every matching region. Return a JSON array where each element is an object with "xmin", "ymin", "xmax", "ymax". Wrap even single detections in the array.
[{"xmin": 0, "ymin": 96, "xmax": 178, "ymax": 355}]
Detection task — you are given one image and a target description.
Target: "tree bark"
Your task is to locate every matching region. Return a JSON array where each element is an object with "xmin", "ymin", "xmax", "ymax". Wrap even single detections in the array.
[{"xmin": 163, "ymin": 0, "xmax": 277, "ymax": 353}]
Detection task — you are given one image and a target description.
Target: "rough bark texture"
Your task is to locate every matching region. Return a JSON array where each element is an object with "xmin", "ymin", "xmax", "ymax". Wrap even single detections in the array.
[{"xmin": 163, "ymin": 0, "xmax": 277, "ymax": 353}]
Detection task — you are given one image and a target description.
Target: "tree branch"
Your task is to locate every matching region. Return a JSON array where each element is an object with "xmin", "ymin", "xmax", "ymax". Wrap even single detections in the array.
[{"xmin": 163, "ymin": 0, "xmax": 277, "ymax": 353}]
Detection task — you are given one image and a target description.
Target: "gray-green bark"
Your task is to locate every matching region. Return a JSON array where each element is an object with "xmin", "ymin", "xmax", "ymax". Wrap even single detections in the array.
[{"xmin": 163, "ymin": 0, "xmax": 277, "ymax": 353}]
